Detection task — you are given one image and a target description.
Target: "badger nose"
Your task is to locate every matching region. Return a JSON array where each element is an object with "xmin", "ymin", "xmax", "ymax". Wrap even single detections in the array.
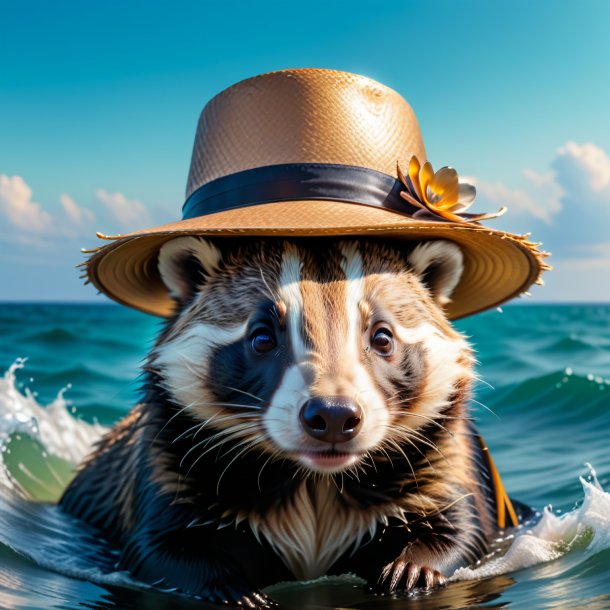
[{"xmin": 299, "ymin": 396, "xmax": 363, "ymax": 443}]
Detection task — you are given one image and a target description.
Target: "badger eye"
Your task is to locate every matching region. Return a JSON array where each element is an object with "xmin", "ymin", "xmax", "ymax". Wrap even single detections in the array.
[
  {"xmin": 250, "ymin": 328, "xmax": 276, "ymax": 354},
  {"xmin": 371, "ymin": 326, "xmax": 394, "ymax": 356}
]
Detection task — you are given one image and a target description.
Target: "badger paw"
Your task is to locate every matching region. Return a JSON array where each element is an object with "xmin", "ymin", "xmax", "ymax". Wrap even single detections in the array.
[
  {"xmin": 374, "ymin": 560, "xmax": 447, "ymax": 594},
  {"xmin": 229, "ymin": 590, "xmax": 278, "ymax": 609},
  {"xmin": 192, "ymin": 583, "xmax": 277, "ymax": 608}
]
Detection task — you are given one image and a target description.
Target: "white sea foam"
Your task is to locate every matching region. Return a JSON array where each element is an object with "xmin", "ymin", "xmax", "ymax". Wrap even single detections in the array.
[
  {"xmin": 0, "ymin": 359, "xmax": 105, "ymax": 493},
  {"xmin": 0, "ymin": 360, "xmax": 609, "ymax": 592},
  {"xmin": 451, "ymin": 467, "xmax": 610, "ymax": 581}
]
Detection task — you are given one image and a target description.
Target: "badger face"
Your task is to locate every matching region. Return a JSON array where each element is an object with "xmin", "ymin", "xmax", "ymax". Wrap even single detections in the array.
[{"xmin": 153, "ymin": 237, "xmax": 473, "ymax": 477}]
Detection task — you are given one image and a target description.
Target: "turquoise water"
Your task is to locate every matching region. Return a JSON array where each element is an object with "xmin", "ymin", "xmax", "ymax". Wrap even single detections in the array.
[{"xmin": 0, "ymin": 303, "xmax": 609, "ymax": 609}]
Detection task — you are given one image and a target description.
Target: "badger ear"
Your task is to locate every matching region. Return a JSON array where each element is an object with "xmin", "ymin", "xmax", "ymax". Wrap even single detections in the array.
[
  {"xmin": 158, "ymin": 236, "xmax": 222, "ymax": 303},
  {"xmin": 407, "ymin": 240, "xmax": 464, "ymax": 305}
]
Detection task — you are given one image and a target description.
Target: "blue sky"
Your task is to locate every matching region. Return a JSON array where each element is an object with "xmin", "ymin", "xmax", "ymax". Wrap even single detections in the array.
[{"xmin": 1, "ymin": 0, "xmax": 610, "ymax": 303}]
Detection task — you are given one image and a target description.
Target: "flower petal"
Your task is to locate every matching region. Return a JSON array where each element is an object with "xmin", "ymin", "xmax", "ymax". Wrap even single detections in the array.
[
  {"xmin": 408, "ymin": 157, "xmax": 423, "ymax": 201},
  {"xmin": 457, "ymin": 182, "xmax": 476, "ymax": 205},
  {"xmin": 397, "ymin": 161, "xmax": 409, "ymax": 189},
  {"xmin": 449, "ymin": 202, "xmax": 472, "ymax": 213},
  {"xmin": 431, "ymin": 208, "xmax": 466, "ymax": 222},
  {"xmin": 427, "ymin": 167, "xmax": 459, "ymax": 209},
  {"xmin": 419, "ymin": 161, "xmax": 434, "ymax": 204},
  {"xmin": 398, "ymin": 156, "xmax": 504, "ymax": 225},
  {"xmin": 462, "ymin": 207, "xmax": 507, "ymax": 222},
  {"xmin": 412, "ymin": 208, "xmax": 442, "ymax": 220},
  {"xmin": 400, "ymin": 191, "xmax": 427, "ymax": 209}
]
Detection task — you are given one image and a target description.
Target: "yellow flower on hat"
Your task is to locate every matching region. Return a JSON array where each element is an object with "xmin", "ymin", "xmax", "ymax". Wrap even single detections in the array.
[{"xmin": 397, "ymin": 156, "xmax": 506, "ymax": 223}]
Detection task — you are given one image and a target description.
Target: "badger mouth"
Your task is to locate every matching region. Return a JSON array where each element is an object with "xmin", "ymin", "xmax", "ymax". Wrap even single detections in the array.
[{"xmin": 297, "ymin": 449, "xmax": 361, "ymax": 473}]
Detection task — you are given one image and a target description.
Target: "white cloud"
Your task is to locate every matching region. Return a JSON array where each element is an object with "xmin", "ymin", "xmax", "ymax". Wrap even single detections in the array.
[
  {"xmin": 95, "ymin": 188, "xmax": 152, "ymax": 230},
  {"xmin": 466, "ymin": 177, "xmax": 553, "ymax": 223},
  {"xmin": 60, "ymin": 193, "xmax": 95, "ymax": 226},
  {"xmin": 521, "ymin": 169, "xmax": 564, "ymax": 220},
  {"xmin": 0, "ymin": 174, "xmax": 53, "ymax": 232},
  {"xmin": 551, "ymin": 141, "xmax": 610, "ymax": 204},
  {"xmin": 467, "ymin": 168, "xmax": 563, "ymax": 225},
  {"xmin": 0, "ymin": 175, "xmax": 152, "ymax": 247},
  {"xmin": 471, "ymin": 141, "xmax": 610, "ymax": 228}
]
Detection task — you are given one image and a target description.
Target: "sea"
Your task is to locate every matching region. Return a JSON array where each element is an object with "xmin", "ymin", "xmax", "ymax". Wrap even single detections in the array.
[{"xmin": 0, "ymin": 302, "xmax": 609, "ymax": 610}]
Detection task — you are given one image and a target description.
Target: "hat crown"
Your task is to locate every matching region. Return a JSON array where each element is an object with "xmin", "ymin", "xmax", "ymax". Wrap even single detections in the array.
[{"xmin": 186, "ymin": 68, "xmax": 427, "ymax": 199}]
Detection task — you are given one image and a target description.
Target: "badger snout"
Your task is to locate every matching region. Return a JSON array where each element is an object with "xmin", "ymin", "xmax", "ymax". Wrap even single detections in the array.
[{"xmin": 299, "ymin": 396, "xmax": 363, "ymax": 444}]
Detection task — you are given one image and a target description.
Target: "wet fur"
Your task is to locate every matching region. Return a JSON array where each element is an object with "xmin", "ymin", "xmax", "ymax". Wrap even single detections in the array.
[{"xmin": 61, "ymin": 237, "xmax": 506, "ymax": 605}]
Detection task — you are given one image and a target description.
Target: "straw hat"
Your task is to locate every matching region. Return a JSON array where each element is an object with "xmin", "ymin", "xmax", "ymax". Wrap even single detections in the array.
[{"xmin": 82, "ymin": 68, "xmax": 550, "ymax": 319}]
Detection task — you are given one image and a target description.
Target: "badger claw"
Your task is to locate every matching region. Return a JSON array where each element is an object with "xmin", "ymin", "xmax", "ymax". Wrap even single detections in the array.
[
  {"xmin": 232, "ymin": 590, "xmax": 278, "ymax": 608},
  {"xmin": 194, "ymin": 584, "xmax": 277, "ymax": 608},
  {"xmin": 374, "ymin": 560, "xmax": 446, "ymax": 594}
]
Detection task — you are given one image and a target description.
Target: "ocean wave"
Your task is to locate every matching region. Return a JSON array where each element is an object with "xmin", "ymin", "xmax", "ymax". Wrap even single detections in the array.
[
  {"xmin": 452, "ymin": 467, "xmax": 610, "ymax": 583},
  {"xmin": 42, "ymin": 364, "xmax": 133, "ymax": 385},
  {"xmin": 22, "ymin": 328, "xmax": 140, "ymax": 352},
  {"xmin": 6, "ymin": 360, "xmax": 136, "ymax": 388},
  {"xmin": 539, "ymin": 336, "xmax": 603, "ymax": 355},
  {"xmin": 0, "ymin": 359, "xmax": 105, "ymax": 495},
  {"xmin": 488, "ymin": 369, "xmax": 610, "ymax": 414},
  {"xmin": 25, "ymin": 328, "xmax": 79, "ymax": 344}
]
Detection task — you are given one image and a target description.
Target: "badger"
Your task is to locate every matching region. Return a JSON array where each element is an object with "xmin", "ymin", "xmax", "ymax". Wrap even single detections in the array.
[{"xmin": 61, "ymin": 236, "xmax": 520, "ymax": 607}]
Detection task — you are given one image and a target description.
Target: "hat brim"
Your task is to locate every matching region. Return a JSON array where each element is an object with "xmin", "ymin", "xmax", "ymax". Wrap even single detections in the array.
[{"xmin": 83, "ymin": 200, "xmax": 549, "ymax": 320}]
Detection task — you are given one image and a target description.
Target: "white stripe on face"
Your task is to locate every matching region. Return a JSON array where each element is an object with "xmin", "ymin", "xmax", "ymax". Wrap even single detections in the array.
[
  {"xmin": 339, "ymin": 243, "xmax": 390, "ymax": 450},
  {"xmin": 339, "ymin": 242, "xmax": 365, "ymax": 363},
  {"xmin": 154, "ymin": 322, "xmax": 247, "ymax": 417},
  {"xmin": 263, "ymin": 363, "xmax": 312, "ymax": 452},
  {"xmin": 394, "ymin": 322, "xmax": 472, "ymax": 425},
  {"xmin": 263, "ymin": 248, "xmax": 312, "ymax": 455},
  {"xmin": 278, "ymin": 245, "xmax": 307, "ymax": 362}
]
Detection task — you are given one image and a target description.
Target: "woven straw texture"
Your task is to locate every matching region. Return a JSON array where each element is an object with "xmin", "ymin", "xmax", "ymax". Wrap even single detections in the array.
[{"xmin": 186, "ymin": 69, "xmax": 425, "ymax": 197}]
